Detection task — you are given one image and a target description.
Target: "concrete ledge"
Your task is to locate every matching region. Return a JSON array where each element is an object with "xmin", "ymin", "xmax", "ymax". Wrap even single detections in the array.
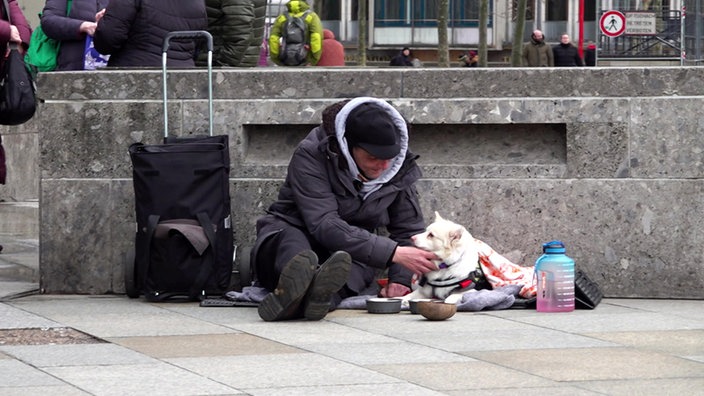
[{"xmin": 28, "ymin": 67, "xmax": 704, "ymax": 298}]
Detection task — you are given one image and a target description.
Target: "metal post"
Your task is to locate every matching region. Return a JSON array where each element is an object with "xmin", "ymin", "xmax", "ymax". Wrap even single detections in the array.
[{"xmin": 681, "ymin": 3, "xmax": 686, "ymax": 66}]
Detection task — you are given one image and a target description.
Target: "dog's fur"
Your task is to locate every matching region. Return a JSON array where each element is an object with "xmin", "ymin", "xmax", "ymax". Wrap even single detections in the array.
[{"xmin": 402, "ymin": 212, "xmax": 481, "ymax": 304}]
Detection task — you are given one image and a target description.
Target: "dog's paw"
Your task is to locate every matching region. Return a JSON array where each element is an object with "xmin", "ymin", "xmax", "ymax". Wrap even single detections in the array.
[{"xmin": 444, "ymin": 294, "xmax": 464, "ymax": 304}]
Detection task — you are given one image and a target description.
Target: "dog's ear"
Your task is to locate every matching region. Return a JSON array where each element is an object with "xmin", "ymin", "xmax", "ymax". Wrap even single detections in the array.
[
  {"xmin": 449, "ymin": 227, "xmax": 463, "ymax": 244},
  {"xmin": 434, "ymin": 211, "xmax": 444, "ymax": 222}
]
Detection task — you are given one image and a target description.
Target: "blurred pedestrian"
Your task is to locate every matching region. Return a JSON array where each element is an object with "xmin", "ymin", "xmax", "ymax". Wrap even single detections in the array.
[
  {"xmin": 93, "ymin": 0, "xmax": 207, "ymax": 67},
  {"xmin": 40, "ymin": 0, "xmax": 109, "ymax": 71},
  {"xmin": 584, "ymin": 40, "xmax": 597, "ymax": 66},
  {"xmin": 1, "ymin": 0, "xmax": 31, "ymax": 185},
  {"xmin": 389, "ymin": 47, "xmax": 413, "ymax": 67},
  {"xmin": 198, "ymin": 0, "xmax": 266, "ymax": 67},
  {"xmin": 553, "ymin": 34, "xmax": 583, "ymax": 67},
  {"xmin": 522, "ymin": 29, "xmax": 553, "ymax": 67},
  {"xmin": 459, "ymin": 50, "xmax": 478, "ymax": 67},
  {"xmin": 0, "ymin": 0, "xmax": 30, "ymax": 52},
  {"xmin": 268, "ymin": 0, "xmax": 322, "ymax": 66},
  {"xmin": 316, "ymin": 28, "xmax": 344, "ymax": 66}
]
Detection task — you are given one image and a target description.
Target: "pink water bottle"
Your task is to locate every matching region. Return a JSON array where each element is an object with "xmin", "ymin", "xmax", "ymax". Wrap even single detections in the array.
[{"xmin": 535, "ymin": 241, "xmax": 575, "ymax": 312}]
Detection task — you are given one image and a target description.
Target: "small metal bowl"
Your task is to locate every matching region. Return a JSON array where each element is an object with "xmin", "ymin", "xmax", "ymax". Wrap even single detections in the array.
[
  {"xmin": 366, "ymin": 298, "xmax": 402, "ymax": 314},
  {"xmin": 417, "ymin": 301, "xmax": 457, "ymax": 321}
]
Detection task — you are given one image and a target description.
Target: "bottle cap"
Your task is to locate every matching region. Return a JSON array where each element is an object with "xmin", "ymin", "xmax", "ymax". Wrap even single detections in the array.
[{"xmin": 543, "ymin": 240, "xmax": 565, "ymax": 253}]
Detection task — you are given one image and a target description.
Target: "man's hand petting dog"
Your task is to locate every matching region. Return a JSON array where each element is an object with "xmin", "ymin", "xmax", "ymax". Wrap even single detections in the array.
[
  {"xmin": 401, "ymin": 212, "xmax": 482, "ymax": 305},
  {"xmin": 392, "ymin": 245, "xmax": 438, "ymax": 276},
  {"xmin": 379, "ymin": 282, "xmax": 411, "ymax": 298}
]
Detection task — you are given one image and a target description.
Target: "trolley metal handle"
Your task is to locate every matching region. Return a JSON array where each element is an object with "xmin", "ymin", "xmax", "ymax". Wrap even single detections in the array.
[{"xmin": 162, "ymin": 30, "xmax": 213, "ymax": 138}]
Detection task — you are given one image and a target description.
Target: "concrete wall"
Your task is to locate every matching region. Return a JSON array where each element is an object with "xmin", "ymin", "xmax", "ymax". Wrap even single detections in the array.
[{"xmin": 17, "ymin": 67, "xmax": 704, "ymax": 298}]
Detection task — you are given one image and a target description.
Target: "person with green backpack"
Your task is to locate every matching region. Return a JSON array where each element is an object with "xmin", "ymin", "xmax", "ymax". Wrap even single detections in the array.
[{"xmin": 27, "ymin": 0, "xmax": 108, "ymax": 71}]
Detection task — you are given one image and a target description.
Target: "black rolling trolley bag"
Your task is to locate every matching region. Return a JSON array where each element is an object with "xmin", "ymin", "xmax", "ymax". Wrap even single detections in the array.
[{"xmin": 126, "ymin": 31, "xmax": 233, "ymax": 302}]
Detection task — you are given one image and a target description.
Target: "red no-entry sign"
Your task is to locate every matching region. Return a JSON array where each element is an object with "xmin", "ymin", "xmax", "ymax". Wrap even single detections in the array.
[{"xmin": 600, "ymin": 10, "xmax": 626, "ymax": 37}]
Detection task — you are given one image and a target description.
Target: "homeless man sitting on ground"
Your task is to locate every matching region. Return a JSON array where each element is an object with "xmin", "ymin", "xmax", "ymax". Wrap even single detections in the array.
[{"xmin": 252, "ymin": 97, "xmax": 438, "ymax": 321}]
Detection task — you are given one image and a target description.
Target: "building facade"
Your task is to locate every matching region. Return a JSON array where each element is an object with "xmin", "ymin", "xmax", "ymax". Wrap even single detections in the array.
[{"xmin": 313, "ymin": 0, "xmax": 682, "ymax": 52}]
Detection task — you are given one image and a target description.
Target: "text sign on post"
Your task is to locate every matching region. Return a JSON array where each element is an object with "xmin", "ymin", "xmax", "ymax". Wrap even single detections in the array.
[{"xmin": 625, "ymin": 12, "xmax": 657, "ymax": 35}]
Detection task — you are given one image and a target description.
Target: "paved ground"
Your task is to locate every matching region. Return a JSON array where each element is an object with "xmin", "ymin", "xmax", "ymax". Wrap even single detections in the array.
[{"xmin": 1, "ymin": 235, "xmax": 704, "ymax": 395}]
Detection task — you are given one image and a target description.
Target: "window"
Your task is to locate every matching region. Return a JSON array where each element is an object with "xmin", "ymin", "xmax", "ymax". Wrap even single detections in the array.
[
  {"xmin": 375, "ymin": 0, "xmax": 408, "ymax": 26},
  {"xmin": 375, "ymin": 0, "xmax": 485, "ymax": 28},
  {"xmin": 546, "ymin": 0, "xmax": 567, "ymax": 21},
  {"xmin": 512, "ymin": 0, "xmax": 534, "ymax": 22}
]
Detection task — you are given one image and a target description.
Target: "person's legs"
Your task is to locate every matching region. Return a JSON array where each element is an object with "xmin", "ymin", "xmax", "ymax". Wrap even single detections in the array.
[
  {"xmin": 303, "ymin": 251, "xmax": 352, "ymax": 320},
  {"xmin": 252, "ymin": 219, "xmax": 353, "ymax": 321},
  {"xmin": 255, "ymin": 225, "xmax": 318, "ymax": 321},
  {"xmin": 258, "ymin": 250, "xmax": 318, "ymax": 321},
  {"xmin": 254, "ymin": 225, "xmax": 314, "ymax": 291}
]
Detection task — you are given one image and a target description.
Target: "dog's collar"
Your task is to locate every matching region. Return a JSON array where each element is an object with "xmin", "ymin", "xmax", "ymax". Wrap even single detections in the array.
[
  {"xmin": 422, "ymin": 276, "xmax": 474, "ymax": 289},
  {"xmin": 437, "ymin": 251, "xmax": 466, "ymax": 269}
]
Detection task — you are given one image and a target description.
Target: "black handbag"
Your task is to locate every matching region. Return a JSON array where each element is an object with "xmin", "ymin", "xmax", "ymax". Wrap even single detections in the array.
[
  {"xmin": 0, "ymin": 0, "xmax": 36, "ymax": 126},
  {"xmin": 575, "ymin": 269, "xmax": 603, "ymax": 309}
]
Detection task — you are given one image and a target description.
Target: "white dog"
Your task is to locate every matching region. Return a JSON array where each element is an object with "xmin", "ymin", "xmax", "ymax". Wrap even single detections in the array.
[{"xmin": 403, "ymin": 212, "xmax": 485, "ymax": 304}]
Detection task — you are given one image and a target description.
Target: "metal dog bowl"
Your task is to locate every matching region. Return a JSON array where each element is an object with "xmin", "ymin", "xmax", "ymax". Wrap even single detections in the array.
[{"xmin": 366, "ymin": 298, "xmax": 402, "ymax": 314}]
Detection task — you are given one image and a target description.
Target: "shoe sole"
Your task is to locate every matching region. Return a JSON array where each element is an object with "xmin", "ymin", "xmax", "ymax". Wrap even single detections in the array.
[
  {"xmin": 258, "ymin": 250, "xmax": 317, "ymax": 321},
  {"xmin": 304, "ymin": 251, "xmax": 351, "ymax": 321}
]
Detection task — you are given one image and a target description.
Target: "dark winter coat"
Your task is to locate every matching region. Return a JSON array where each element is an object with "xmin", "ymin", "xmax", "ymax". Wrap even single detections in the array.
[
  {"xmin": 41, "ymin": 0, "xmax": 110, "ymax": 71},
  {"xmin": 389, "ymin": 50, "xmax": 413, "ymax": 67},
  {"xmin": 254, "ymin": 99, "xmax": 426, "ymax": 290},
  {"xmin": 93, "ymin": 0, "xmax": 207, "ymax": 67},
  {"xmin": 199, "ymin": 0, "xmax": 265, "ymax": 67},
  {"xmin": 0, "ymin": 0, "xmax": 31, "ymax": 50},
  {"xmin": 553, "ymin": 43, "xmax": 584, "ymax": 67},
  {"xmin": 522, "ymin": 38, "xmax": 554, "ymax": 67},
  {"xmin": 584, "ymin": 44, "xmax": 596, "ymax": 66},
  {"xmin": 0, "ymin": 0, "xmax": 31, "ymax": 184}
]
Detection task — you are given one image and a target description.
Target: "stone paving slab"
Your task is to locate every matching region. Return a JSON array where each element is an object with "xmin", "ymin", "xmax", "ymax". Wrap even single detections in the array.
[
  {"xmin": 167, "ymin": 353, "xmax": 403, "ymax": 389},
  {"xmin": 0, "ymin": 302, "xmax": 59, "ymax": 328},
  {"xmin": 445, "ymin": 387, "xmax": 604, "ymax": 396},
  {"xmin": 370, "ymin": 361, "xmax": 557, "ymax": 391},
  {"xmin": 1, "ymin": 385, "xmax": 91, "ymax": 396},
  {"xmin": 301, "ymin": 341, "xmax": 475, "ymax": 366},
  {"xmin": 43, "ymin": 363, "xmax": 241, "ymax": 396},
  {"xmin": 503, "ymin": 310, "xmax": 704, "ymax": 333},
  {"xmin": 0, "ymin": 280, "xmax": 38, "ymax": 300},
  {"xmin": 0, "ymin": 343, "xmax": 155, "ymax": 367},
  {"xmin": 233, "ymin": 317, "xmax": 400, "ymax": 345},
  {"xmin": 107, "ymin": 333, "xmax": 302, "ymax": 358},
  {"xmin": 467, "ymin": 347, "xmax": 704, "ymax": 381},
  {"xmin": 570, "ymin": 378, "xmax": 704, "ymax": 396},
  {"xmin": 584, "ymin": 329, "xmax": 704, "ymax": 357},
  {"xmin": 0, "ymin": 359, "xmax": 65, "ymax": 387},
  {"xmin": 398, "ymin": 327, "xmax": 619, "ymax": 352},
  {"xmin": 245, "ymin": 383, "xmax": 447, "ymax": 396}
]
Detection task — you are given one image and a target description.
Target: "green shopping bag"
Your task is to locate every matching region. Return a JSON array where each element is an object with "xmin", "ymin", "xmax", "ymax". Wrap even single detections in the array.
[
  {"xmin": 24, "ymin": 0, "xmax": 73, "ymax": 72},
  {"xmin": 24, "ymin": 25, "xmax": 60, "ymax": 72}
]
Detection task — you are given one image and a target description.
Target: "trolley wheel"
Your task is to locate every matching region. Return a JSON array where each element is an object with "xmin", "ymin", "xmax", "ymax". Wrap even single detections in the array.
[
  {"xmin": 124, "ymin": 247, "xmax": 139, "ymax": 298},
  {"xmin": 237, "ymin": 246, "xmax": 252, "ymax": 289}
]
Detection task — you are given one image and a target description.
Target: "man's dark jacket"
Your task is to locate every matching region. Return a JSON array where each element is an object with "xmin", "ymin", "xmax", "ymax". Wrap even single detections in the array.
[
  {"xmin": 254, "ymin": 100, "xmax": 426, "ymax": 292},
  {"xmin": 199, "ymin": 0, "xmax": 266, "ymax": 67},
  {"xmin": 553, "ymin": 43, "xmax": 584, "ymax": 67},
  {"xmin": 94, "ymin": 0, "xmax": 206, "ymax": 67}
]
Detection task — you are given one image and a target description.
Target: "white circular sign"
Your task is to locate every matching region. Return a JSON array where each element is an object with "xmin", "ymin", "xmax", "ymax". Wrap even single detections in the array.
[{"xmin": 600, "ymin": 10, "xmax": 626, "ymax": 37}]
